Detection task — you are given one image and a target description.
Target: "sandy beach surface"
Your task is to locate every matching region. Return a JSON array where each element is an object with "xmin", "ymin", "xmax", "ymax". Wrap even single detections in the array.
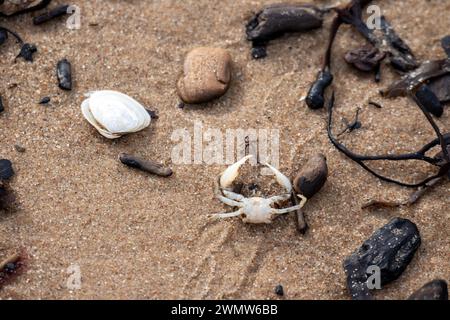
[{"xmin": 0, "ymin": 0, "xmax": 449, "ymax": 299}]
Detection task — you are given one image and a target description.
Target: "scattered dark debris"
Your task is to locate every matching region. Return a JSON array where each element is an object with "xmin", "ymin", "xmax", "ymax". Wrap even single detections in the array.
[
  {"xmin": 38, "ymin": 96, "xmax": 51, "ymax": 105},
  {"xmin": 16, "ymin": 43, "xmax": 37, "ymax": 62},
  {"xmin": 344, "ymin": 218, "xmax": 421, "ymax": 300},
  {"xmin": 344, "ymin": 44, "xmax": 386, "ymax": 72},
  {"xmin": 33, "ymin": 4, "xmax": 70, "ymax": 25},
  {"xmin": 0, "ymin": 159, "xmax": 14, "ymax": 180},
  {"xmin": 246, "ymin": 3, "xmax": 324, "ymax": 59},
  {"xmin": 381, "ymin": 35, "xmax": 450, "ymax": 112},
  {"xmin": 177, "ymin": 101, "xmax": 185, "ymax": 109},
  {"xmin": 274, "ymin": 284, "xmax": 284, "ymax": 297},
  {"xmin": 119, "ymin": 153, "xmax": 173, "ymax": 177},
  {"xmin": 337, "ymin": 108, "xmax": 362, "ymax": 136},
  {"xmin": 56, "ymin": 58, "xmax": 72, "ymax": 90},
  {"xmin": 408, "ymin": 280, "xmax": 448, "ymax": 300},
  {"xmin": 336, "ymin": 2, "xmax": 418, "ymax": 72},
  {"xmin": 0, "ymin": 26, "xmax": 38, "ymax": 62},
  {"xmin": 14, "ymin": 144, "xmax": 26, "ymax": 153}
]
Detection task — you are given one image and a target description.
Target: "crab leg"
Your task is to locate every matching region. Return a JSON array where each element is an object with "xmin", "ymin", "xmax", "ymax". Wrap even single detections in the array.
[
  {"xmin": 219, "ymin": 155, "xmax": 253, "ymax": 189},
  {"xmin": 262, "ymin": 162, "xmax": 293, "ymax": 194},
  {"xmin": 222, "ymin": 190, "xmax": 245, "ymax": 201},
  {"xmin": 217, "ymin": 195, "xmax": 244, "ymax": 208},
  {"xmin": 269, "ymin": 194, "xmax": 292, "ymax": 205},
  {"xmin": 271, "ymin": 195, "xmax": 308, "ymax": 215},
  {"xmin": 211, "ymin": 209, "xmax": 243, "ymax": 219}
]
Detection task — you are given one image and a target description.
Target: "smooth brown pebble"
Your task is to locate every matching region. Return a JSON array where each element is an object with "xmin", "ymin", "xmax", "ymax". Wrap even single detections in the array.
[
  {"xmin": 293, "ymin": 154, "xmax": 328, "ymax": 199},
  {"xmin": 177, "ymin": 47, "xmax": 232, "ymax": 104}
]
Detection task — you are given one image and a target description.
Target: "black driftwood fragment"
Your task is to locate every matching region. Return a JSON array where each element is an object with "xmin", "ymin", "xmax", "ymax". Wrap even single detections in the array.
[
  {"xmin": 336, "ymin": 2, "xmax": 418, "ymax": 72},
  {"xmin": 0, "ymin": 0, "xmax": 51, "ymax": 17},
  {"xmin": 246, "ymin": 4, "xmax": 323, "ymax": 42},
  {"xmin": 119, "ymin": 153, "xmax": 173, "ymax": 177},
  {"xmin": 344, "ymin": 218, "xmax": 421, "ymax": 300},
  {"xmin": 33, "ymin": 4, "xmax": 69, "ymax": 25},
  {"xmin": 246, "ymin": 3, "xmax": 324, "ymax": 59},
  {"xmin": 408, "ymin": 280, "xmax": 448, "ymax": 300},
  {"xmin": 56, "ymin": 58, "xmax": 72, "ymax": 90}
]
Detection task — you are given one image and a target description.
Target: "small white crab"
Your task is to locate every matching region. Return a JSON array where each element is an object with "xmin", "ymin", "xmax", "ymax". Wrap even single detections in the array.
[{"xmin": 212, "ymin": 155, "xmax": 307, "ymax": 224}]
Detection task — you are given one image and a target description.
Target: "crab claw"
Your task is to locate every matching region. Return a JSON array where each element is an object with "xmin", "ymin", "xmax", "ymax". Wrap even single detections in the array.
[
  {"xmin": 220, "ymin": 155, "xmax": 253, "ymax": 189},
  {"xmin": 262, "ymin": 162, "xmax": 293, "ymax": 194}
]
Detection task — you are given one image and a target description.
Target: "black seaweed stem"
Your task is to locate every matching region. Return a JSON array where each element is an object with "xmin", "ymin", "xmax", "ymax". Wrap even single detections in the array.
[{"xmin": 327, "ymin": 92, "xmax": 450, "ymax": 188}]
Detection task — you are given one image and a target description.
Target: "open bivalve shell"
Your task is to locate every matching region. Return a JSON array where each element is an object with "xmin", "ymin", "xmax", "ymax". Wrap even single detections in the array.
[{"xmin": 81, "ymin": 90, "xmax": 151, "ymax": 139}]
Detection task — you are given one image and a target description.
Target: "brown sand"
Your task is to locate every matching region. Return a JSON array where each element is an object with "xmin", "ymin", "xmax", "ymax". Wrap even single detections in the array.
[{"xmin": 0, "ymin": 0, "xmax": 449, "ymax": 299}]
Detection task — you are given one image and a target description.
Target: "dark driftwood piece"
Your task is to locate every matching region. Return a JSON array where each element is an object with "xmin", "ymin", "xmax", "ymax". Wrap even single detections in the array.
[
  {"xmin": 33, "ymin": 4, "xmax": 69, "ymax": 25},
  {"xmin": 119, "ymin": 153, "xmax": 173, "ymax": 177}
]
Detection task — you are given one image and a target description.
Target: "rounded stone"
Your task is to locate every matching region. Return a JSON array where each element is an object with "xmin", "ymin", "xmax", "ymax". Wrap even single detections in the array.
[{"xmin": 177, "ymin": 47, "xmax": 232, "ymax": 104}]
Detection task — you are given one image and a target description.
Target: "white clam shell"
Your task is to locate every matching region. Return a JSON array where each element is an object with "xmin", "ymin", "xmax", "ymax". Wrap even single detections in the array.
[{"xmin": 81, "ymin": 90, "xmax": 151, "ymax": 139}]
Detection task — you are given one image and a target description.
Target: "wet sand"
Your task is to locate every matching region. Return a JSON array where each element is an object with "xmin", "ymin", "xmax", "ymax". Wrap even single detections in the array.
[{"xmin": 0, "ymin": 0, "xmax": 449, "ymax": 299}]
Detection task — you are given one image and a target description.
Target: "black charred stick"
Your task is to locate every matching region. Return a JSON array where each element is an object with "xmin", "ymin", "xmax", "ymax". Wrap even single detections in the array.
[
  {"xmin": 33, "ymin": 4, "xmax": 70, "ymax": 25},
  {"xmin": 246, "ymin": 4, "xmax": 324, "ymax": 43},
  {"xmin": 119, "ymin": 153, "xmax": 173, "ymax": 177}
]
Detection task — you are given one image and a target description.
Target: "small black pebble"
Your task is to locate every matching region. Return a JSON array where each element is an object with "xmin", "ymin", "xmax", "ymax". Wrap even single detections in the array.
[
  {"xmin": 38, "ymin": 96, "xmax": 51, "ymax": 105},
  {"xmin": 177, "ymin": 102, "xmax": 185, "ymax": 109},
  {"xmin": 56, "ymin": 58, "xmax": 72, "ymax": 91},
  {"xmin": 0, "ymin": 159, "xmax": 14, "ymax": 180},
  {"xmin": 274, "ymin": 285, "xmax": 284, "ymax": 296}
]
